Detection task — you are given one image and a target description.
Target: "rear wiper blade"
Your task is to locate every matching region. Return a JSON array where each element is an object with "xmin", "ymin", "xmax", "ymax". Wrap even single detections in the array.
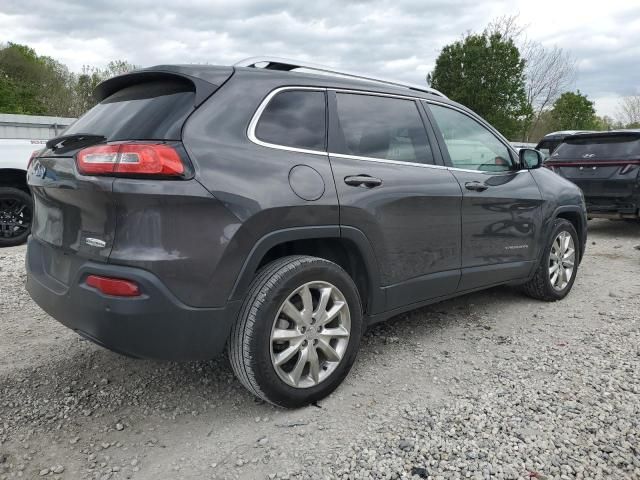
[{"xmin": 46, "ymin": 133, "xmax": 106, "ymax": 152}]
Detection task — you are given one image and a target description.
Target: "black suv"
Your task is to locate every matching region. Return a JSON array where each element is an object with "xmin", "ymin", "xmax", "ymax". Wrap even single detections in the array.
[
  {"xmin": 26, "ymin": 58, "xmax": 587, "ymax": 407},
  {"xmin": 545, "ymin": 130, "xmax": 640, "ymax": 219}
]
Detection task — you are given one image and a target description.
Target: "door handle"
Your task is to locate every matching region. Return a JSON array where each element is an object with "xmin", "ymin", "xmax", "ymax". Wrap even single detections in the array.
[
  {"xmin": 465, "ymin": 181, "xmax": 488, "ymax": 192},
  {"xmin": 344, "ymin": 175, "xmax": 383, "ymax": 188}
]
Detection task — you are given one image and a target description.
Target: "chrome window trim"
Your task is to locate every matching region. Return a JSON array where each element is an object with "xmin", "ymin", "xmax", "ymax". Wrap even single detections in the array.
[
  {"xmin": 330, "ymin": 152, "xmax": 448, "ymax": 170},
  {"xmin": 247, "ymin": 86, "xmax": 329, "ymax": 156},
  {"xmin": 247, "ymin": 86, "xmax": 527, "ymax": 176}
]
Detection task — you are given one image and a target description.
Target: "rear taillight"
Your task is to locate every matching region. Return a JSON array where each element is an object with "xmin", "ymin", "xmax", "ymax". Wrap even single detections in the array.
[
  {"xmin": 28, "ymin": 149, "xmax": 41, "ymax": 169},
  {"xmin": 620, "ymin": 164, "xmax": 636, "ymax": 175},
  {"xmin": 86, "ymin": 275, "xmax": 141, "ymax": 297},
  {"xmin": 76, "ymin": 143, "xmax": 185, "ymax": 177}
]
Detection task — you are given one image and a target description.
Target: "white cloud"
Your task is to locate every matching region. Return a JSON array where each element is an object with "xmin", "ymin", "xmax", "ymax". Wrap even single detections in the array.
[{"xmin": 1, "ymin": 0, "xmax": 639, "ymax": 118}]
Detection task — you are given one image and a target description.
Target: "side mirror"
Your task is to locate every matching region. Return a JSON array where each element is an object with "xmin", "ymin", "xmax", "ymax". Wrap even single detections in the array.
[{"xmin": 519, "ymin": 148, "xmax": 544, "ymax": 170}]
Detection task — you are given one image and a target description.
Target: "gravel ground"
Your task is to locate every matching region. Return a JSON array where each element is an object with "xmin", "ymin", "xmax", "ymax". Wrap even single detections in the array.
[{"xmin": 0, "ymin": 219, "xmax": 639, "ymax": 480}]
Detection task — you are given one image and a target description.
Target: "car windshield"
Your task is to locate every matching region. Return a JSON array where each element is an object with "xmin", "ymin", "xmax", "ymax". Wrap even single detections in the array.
[{"xmin": 552, "ymin": 134, "xmax": 640, "ymax": 161}]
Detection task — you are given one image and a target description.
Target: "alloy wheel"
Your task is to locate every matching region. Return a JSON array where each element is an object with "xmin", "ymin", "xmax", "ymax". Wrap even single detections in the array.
[
  {"xmin": 549, "ymin": 231, "xmax": 575, "ymax": 291},
  {"xmin": 270, "ymin": 281, "xmax": 351, "ymax": 388},
  {"xmin": 0, "ymin": 196, "xmax": 32, "ymax": 240}
]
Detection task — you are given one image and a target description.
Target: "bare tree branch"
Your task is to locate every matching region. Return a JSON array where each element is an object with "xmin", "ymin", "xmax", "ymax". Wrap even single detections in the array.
[{"xmin": 617, "ymin": 95, "xmax": 640, "ymax": 127}]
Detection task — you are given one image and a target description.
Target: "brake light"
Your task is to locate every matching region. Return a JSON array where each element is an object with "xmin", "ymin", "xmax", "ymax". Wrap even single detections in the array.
[
  {"xmin": 76, "ymin": 143, "xmax": 184, "ymax": 176},
  {"xmin": 86, "ymin": 275, "xmax": 141, "ymax": 297},
  {"xmin": 620, "ymin": 164, "xmax": 636, "ymax": 175},
  {"xmin": 27, "ymin": 149, "xmax": 41, "ymax": 169}
]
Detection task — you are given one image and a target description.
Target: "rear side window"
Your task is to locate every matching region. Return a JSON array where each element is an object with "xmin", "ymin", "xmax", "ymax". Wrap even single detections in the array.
[
  {"xmin": 65, "ymin": 79, "xmax": 196, "ymax": 141},
  {"xmin": 553, "ymin": 135, "xmax": 640, "ymax": 161},
  {"xmin": 334, "ymin": 93, "xmax": 433, "ymax": 164},
  {"xmin": 255, "ymin": 90, "xmax": 326, "ymax": 151},
  {"xmin": 429, "ymin": 104, "xmax": 513, "ymax": 172}
]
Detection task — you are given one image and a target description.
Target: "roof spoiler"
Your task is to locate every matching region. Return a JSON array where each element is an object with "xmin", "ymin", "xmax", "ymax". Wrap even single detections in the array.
[{"xmin": 95, "ymin": 66, "xmax": 234, "ymax": 107}]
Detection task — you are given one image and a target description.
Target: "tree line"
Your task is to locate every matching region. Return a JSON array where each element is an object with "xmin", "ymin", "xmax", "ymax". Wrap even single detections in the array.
[
  {"xmin": 0, "ymin": 42, "xmax": 134, "ymax": 118},
  {"xmin": 429, "ymin": 16, "xmax": 639, "ymax": 141}
]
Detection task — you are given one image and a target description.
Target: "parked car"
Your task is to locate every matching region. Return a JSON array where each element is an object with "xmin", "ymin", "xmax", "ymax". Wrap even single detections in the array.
[
  {"xmin": 545, "ymin": 130, "xmax": 640, "ymax": 219},
  {"xmin": 0, "ymin": 139, "xmax": 45, "ymax": 247},
  {"xmin": 25, "ymin": 57, "xmax": 588, "ymax": 407},
  {"xmin": 536, "ymin": 130, "xmax": 595, "ymax": 159}
]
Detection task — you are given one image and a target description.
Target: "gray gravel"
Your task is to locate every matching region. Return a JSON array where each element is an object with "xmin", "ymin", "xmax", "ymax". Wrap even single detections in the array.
[{"xmin": 0, "ymin": 219, "xmax": 639, "ymax": 480}]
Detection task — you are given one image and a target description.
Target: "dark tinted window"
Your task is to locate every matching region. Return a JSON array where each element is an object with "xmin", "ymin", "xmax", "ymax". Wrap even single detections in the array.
[
  {"xmin": 429, "ymin": 104, "xmax": 513, "ymax": 172},
  {"xmin": 65, "ymin": 80, "xmax": 195, "ymax": 141},
  {"xmin": 334, "ymin": 93, "xmax": 433, "ymax": 164},
  {"xmin": 255, "ymin": 90, "xmax": 326, "ymax": 151},
  {"xmin": 552, "ymin": 135, "xmax": 640, "ymax": 161}
]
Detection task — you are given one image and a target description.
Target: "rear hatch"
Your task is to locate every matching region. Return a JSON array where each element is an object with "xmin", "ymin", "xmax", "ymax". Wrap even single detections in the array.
[
  {"xmin": 545, "ymin": 132, "xmax": 640, "ymax": 205},
  {"xmin": 28, "ymin": 68, "xmax": 231, "ymax": 283}
]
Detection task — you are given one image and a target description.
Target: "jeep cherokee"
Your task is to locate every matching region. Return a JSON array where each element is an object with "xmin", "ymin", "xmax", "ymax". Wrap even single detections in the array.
[{"xmin": 26, "ymin": 57, "xmax": 587, "ymax": 407}]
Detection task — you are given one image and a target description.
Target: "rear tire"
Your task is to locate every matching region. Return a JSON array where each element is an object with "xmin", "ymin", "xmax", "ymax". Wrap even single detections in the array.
[
  {"xmin": 521, "ymin": 218, "xmax": 579, "ymax": 301},
  {"xmin": 0, "ymin": 187, "xmax": 33, "ymax": 247},
  {"xmin": 228, "ymin": 255, "xmax": 362, "ymax": 408}
]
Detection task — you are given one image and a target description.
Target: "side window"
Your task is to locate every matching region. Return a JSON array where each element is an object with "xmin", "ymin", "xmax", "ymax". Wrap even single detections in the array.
[
  {"xmin": 255, "ymin": 90, "xmax": 326, "ymax": 151},
  {"xmin": 429, "ymin": 104, "xmax": 513, "ymax": 172},
  {"xmin": 334, "ymin": 93, "xmax": 434, "ymax": 164}
]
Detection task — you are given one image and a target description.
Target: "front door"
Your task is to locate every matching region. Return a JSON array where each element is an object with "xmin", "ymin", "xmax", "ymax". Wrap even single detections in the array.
[
  {"xmin": 328, "ymin": 91, "xmax": 462, "ymax": 310},
  {"xmin": 426, "ymin": 102, "xmax": 543, "ymax": 291}
]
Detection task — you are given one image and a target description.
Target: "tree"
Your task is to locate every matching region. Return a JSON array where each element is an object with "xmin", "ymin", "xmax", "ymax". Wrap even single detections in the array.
[
  {"xmin": 429, "ymin": 32, "xmax": 532, "ymax": 139},
  {"xmin": 69, "ymin": 60, "xmax": 136, "ymax": 117},
  {"xmin": 0, "ymin": 42, "xmax": 136, "ymax": 117},
  {"xmin": 487, "ymin": 15, "xmax": 576, "ymax": 140},
  {"xmin": 550, "ymin": 91, "xmax": 597, "ymax": 130},
  {"xmin": 617, "ymin": 95, "xmax": 640, "ymax": 128}
]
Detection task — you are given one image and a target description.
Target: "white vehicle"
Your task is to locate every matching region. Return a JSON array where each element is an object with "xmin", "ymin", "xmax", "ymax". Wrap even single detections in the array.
[{"xmin": 0, "ymin": 139, "xmax": 46, "ymax": 246}]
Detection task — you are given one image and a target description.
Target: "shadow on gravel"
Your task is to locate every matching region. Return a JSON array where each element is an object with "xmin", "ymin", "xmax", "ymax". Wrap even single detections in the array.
[{"xmin": 587, "ymin": 219, "xmax": 640, "ymax": 238}]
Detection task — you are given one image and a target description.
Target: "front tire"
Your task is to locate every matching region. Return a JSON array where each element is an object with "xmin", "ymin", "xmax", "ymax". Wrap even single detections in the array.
[
  {"xmin": 521, "ymin": 218, "xmax": 579, "ymax": 301},
  {"xmin": 228, "ymin": 255, "xmax": 362, "ymax": 408},
  {"xmin": 0, "ymin": 187, "xmax": 33, "ymax": 247}
]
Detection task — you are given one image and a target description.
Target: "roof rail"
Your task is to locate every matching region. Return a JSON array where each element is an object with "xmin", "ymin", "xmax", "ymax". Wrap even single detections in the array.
[{"xmin": 234, "ymin": 56, "xmax": 447, "ymax": 98}]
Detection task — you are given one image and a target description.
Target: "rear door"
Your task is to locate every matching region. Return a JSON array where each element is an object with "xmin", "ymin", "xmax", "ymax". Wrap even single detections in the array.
[
  {"xmin": 328, "ymin": 91, "xmax": 462, "ymax": 310},
  {"xmin": 425, "ymin": 102, "xmax": 543, "ymax": 291}
]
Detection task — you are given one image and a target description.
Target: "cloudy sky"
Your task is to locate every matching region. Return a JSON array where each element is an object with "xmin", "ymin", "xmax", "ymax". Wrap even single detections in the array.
[{"xmin": 1, "ymin": 0, "xmax": 638, "ymax": 118}]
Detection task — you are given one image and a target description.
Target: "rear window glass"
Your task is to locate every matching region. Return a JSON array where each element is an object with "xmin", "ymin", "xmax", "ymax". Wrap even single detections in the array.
[
  {"xmin": 65, "ymin": 80, "xmax": 195, "ymax": 141},
  {"xmin": 553, "ymin": 135, "xmax": 640, "ymax": 161},
  {"xmin": 255, "ymin": 90, "xmax": 326, "ymax": 151}
]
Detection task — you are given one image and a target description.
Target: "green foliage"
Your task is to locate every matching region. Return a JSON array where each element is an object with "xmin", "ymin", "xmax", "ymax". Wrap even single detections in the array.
[
  {"xmin": 0, "ymin": 42, "xmax": 135, "ymax": 117},
  {"xmin": 550, "ymin": 91, "xmax": 598, "ymax": 131},
  {"xmin": 430, "ymin": 32, "xmax": 532, "ymax": 139}
]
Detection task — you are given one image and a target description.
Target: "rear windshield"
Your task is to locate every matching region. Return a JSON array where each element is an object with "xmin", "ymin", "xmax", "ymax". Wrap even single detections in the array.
[
  {"xmin": 65, "ymin": 79, "xmax": 195, "ymax": 141},
  {"xmin": 552, "ymin": 135, "xmax": 640, "ymax": 161}
]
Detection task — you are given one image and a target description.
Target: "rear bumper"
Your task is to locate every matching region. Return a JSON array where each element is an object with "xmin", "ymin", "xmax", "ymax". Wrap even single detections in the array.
[
  {"xmin": 25, "ymin": 237, "xmax": 240, "ymax": 360},
  {"xmin": 585, "ymin": 194, "xmax": 639, "ymax": 218}
]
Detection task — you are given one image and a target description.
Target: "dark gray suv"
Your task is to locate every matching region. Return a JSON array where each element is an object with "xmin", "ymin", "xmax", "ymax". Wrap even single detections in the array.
[{"xmin": 26, "ymin": 57, "xmax": 587, "ymax": 407}]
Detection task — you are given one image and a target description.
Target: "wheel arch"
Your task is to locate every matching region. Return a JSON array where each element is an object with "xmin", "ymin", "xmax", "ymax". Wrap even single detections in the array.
[
  {"xmin": 551, "ymin": 205, "xmax": 587, "ymax": 262},
  {"xmin": 229, "ymin": 226, "xmax": 385, "ymax": 315},
  {"xmin": 0, "ymin": 169, "xmax": 30, "ymax": 194}
]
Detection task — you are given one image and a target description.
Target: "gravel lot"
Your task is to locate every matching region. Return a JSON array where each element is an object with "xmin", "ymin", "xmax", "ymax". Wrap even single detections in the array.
[{"xmin": 0, "ymin": 219, "xmax": 639, "ymax": 480}]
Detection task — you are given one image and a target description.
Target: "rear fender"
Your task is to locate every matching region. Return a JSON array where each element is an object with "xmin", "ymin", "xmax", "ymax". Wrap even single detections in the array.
[{"xmin": 228, "ymin": 225, "xmax": 385, "ymax": 314}]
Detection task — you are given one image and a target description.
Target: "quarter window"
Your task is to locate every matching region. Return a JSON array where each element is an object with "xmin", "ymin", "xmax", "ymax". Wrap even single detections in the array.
[
  {"xmin": 255, "ymin": 90, "xmax": 326, "ymax": 151},
  {"xmin": 429, "ymin": 104, "xmax": 513, "ymax": 172},
  {"xmin": 334, "ymin": 93, "xmax": 434, "ymax": 164}
]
